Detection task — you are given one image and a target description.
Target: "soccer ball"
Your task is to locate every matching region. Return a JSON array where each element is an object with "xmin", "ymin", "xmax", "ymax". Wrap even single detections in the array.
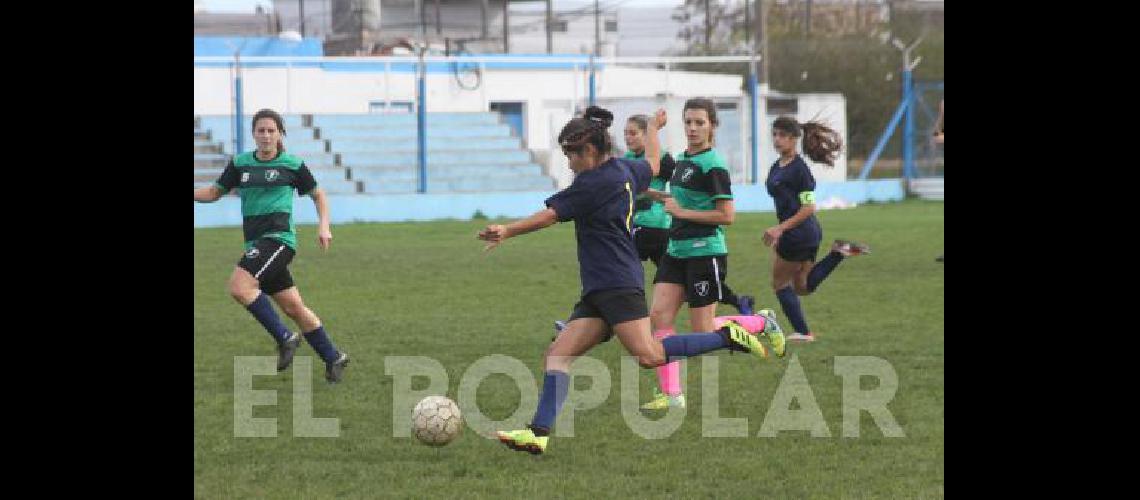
[{"xmin": 412, "ymin": 395, "xmax": 463, "ymax": 446}]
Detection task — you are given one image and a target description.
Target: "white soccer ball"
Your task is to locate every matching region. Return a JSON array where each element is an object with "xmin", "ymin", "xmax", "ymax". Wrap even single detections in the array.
[{"xmin": 412, "ymin": 395, "xmax": 463, "ymax": 446}]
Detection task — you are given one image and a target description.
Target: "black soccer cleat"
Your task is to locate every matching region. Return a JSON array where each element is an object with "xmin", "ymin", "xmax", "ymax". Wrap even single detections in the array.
[
  {"xmin": 277, "ymin": 332, "xmax": 301, "ymax": 372},
  {"xmin": 325, "ymin": 352, "xmax": 350, "ymax": 384}
]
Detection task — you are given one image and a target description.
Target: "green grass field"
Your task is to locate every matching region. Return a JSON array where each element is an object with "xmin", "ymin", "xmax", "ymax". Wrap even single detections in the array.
[{"xmin": 194, "ymin": 199, "xmax": 944, "ymax": 499}]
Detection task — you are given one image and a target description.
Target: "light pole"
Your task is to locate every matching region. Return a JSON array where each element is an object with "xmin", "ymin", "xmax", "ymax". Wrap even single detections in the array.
[
  {"xmin": 224, "ymin": 39, "xmax": 251, "ymax": 154},
  {"xmin": 416, "ymin": 0, "xmax": 428, "ymax": 193},
  {"xmin": 892, "ymin": 35, "xmax": 923, "ymax": 179}
]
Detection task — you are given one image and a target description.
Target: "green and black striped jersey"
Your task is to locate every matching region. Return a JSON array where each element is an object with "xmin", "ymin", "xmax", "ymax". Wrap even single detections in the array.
[
  {"xmin": 666, "ymin": 148, "xmax": 733, "ymax": 258},
  {"xmin": 214, "ymin": 151, "xmax": 318, "ymax": 251}
]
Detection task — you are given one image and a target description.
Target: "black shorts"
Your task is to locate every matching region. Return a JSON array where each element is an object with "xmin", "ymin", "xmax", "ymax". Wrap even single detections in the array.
[
  {"xmin": 653, "ymin": 254, "xmax": 728, "ymax": 308},
  {"xmin": 566, "ymin": 288, "xmax": 649, "ymax": 343},
  {"xmin": 776, "ymin": 240, "xmax": 819, "ymax": 262},
  {"xmin": 237, "ymin": 238, "xmax": 296, "ymax": 295},
  {"xmin": 633, "ymin": 226, "xmax": 668, "ymax": 265}
]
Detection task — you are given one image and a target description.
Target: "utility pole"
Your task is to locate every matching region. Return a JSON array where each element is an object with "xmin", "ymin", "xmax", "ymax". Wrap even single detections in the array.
[
  {"xmin": 481, "ymin": 0, "xmax": 489, "ymax": 40},
  {"xmin": 504, "ymin": 0, "xmax": 510, "ymax": 53},
  {"xmin": 805, "ymin": 0, "xmax": 812, "ymax": 35},
  {"xmin": 756, "ymin": 0, "xmax": 769, "ymax": 85},
  {"xmin": 546, "ymin": 0, "xmax": 553, "ymax": 54},
  {"xmin": 594, "ymin": 0, "xmax": 600, "ymax": 56},
  {"xmin": 704, "ymin": 0, "xmax": 711, "ymax": 49},
  {"xmin": 744, "ymin": 0, "xmax": 751, "ymax": 46},
  {"xmin": 435, "ymin": 0, "xmax": 442, "ymax": 36}
]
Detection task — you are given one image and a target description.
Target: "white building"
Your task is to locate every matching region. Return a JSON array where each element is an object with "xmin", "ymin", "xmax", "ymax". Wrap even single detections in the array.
[{"xmin": 193, "ymin": 56, "xmax": 848, "ymax": 184}]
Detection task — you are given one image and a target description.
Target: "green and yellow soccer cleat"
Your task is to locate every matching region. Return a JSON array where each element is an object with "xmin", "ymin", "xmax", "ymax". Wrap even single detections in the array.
[
  {"xmin": 758, "ymin": 309, "xmax": 786, "ymax": 358},
  {"xmin": 639, "ymin": 390, "xmax": 686, "ymax": 410},
  {"xmin": 720, "ymin": 320, "xmax": 768, "ymax": 360},
  {"xmin": 495, "ymin": 428, "xmax": 549, "ymax": 455}
]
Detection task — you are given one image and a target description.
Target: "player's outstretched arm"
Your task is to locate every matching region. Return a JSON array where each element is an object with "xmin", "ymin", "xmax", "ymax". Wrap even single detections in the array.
[
  {"xmin": 193, "ymin": 185, "xmax": 223, "ymax": 203},
  {"xmin": 477, "ymin": 208, "xmax": 559, "ymax": 251}
]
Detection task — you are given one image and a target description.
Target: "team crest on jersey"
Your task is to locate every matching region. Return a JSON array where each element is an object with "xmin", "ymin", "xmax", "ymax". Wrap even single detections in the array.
[
  {"xmin": 245, "ymin": 247, "xmax": 260, "ymax": 259},
  {"xmin": 265, "ymin": 169, "xmax": 280, "ymax": 182},
  {"xmin": 694, "ymin": 281, "xmax": 710, "ymax": 297},
  {"xmin": 681, "ymin": 168, "xmax": 694, "ymax": 183},
  {"xmin": 241, "ymin": 172, "xmax": 250, "ymax": 183}
]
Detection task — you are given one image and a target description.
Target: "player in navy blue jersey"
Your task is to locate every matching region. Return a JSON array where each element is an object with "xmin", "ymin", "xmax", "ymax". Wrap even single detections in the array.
[
  {"xmin": 477, "ymin": 106, "xmax": 783, "ymax": 455},
  {"xmin": 764, "ymin": 116, "xmax": 870, "ymax": 343}
]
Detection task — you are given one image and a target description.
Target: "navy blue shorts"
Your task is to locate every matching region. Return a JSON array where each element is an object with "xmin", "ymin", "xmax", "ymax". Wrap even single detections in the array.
[
  {"xmin": 567, "ymin": 288, "xmax": 649, "ymax": 343},
  {"xmin": 633, "ymin": 226, "xmax": 668, "ymax": 265},
  {"xmin": 776, "ymin": 239, "xmax": 819, "ymax": 263}
]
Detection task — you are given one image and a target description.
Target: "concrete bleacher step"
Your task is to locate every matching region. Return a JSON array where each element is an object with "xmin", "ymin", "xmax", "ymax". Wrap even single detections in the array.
[
  {"xmin": 309, "ymin": 113, "xmax": 500, "ymax": 128},
  {"xmin": 197, "ymin": 115, "xmax": 306, "ymax": 129},
  {"xmin": 195, "ymin": 152, "xmax": 228, "ymax": 162},
  {"xmin": 361, "ymin": 176, "xmax": 554, "ymax": 193},
  {"xmin": 347, "ymin": 164, "xmax": 544, "ymax": 181},
  {"xmin": 196, "ymin": 113, "xmax": 557, "ymax": 193},
  {"xmin": 191, "ymin": 178, "xmax": 362, "ymax": 194},
  {"xmin": 340, "ymin": 150, "xmax": 532, "ymax": 167},
  {"xmin": 317, "ymin": 124, "xmax": 513, "ymax": 139},
  {"xmin": 329, "ymin": 137, "xmax": 520, "ymax": 152},
  {"xmin": 190, "ymin": 149, "xmax": 340, "ymax": 168},
  {"xmin": 908, "ymin": 177, "xmax": 944, "ymax": 200},
  {"xmin": 194, "ymin": 142, "xmax": 224, "ymax": 154},
  {"xmin": 195, "ymin": 159, "xmax": 228, "ymax": 169},
  {"xmin": 282, "ymin": 141, "xmax": 332, "ymax": 154}
]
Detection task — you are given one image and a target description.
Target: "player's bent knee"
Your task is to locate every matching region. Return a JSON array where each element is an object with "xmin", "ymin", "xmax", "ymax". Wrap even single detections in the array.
[
  {"xmin": 638, "ymin": 348, "xmax": 666, "ymax": 368},
  {"xmin": 650, "ymin": 309, "xmax": 676, "ymax": 329},
  {"xmin": 228, "ymin": 283, "xmax": 258, "ymax": 304},
  {"xmin": 638, "ymin": 355, "xmax": 665, "ymax": 369},
  {"xmin": 281, "ymin": 301, "xmax": 307, "ymax": 319}
]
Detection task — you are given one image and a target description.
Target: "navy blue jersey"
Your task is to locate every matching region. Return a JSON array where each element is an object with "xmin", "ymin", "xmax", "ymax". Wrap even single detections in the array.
[
  {"xmin": 766, "ymin": 155, "xmax": 822, "ymax": 246},
  {"xmin": 545, "ymin": 157, "xmax": 652, "ymax": 296}
]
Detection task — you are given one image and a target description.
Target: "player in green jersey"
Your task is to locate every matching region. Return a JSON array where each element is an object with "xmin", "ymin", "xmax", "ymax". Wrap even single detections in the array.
[
  {"xmin": 194, "ymin": 109, "xmax": 349, "ymax": 383},
  {"xmin": 639, "ymin": 98, "xmax": 784, "ymax": 410}
]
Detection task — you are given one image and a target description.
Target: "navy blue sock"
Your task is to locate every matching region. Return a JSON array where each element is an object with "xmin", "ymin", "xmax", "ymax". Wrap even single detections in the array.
[
  {"xmin": 776, "ymin": 286, "xmax": 810, "ymax": 334},
  {"xmin": 806, "ymin": 251, "xmax": 844, "ymax": 292},
  {"xmin": 245, "ymin": 293, "xmax": 291, "ymax": 344},
  {"xmin": 662, "ymin": 332, "xmax": 730, "ymax": 362},
  {"xmin": 303, "ymin": 326, "xmax": 341, "ymax": 364},
  {"xmin": 530, "ymin": 370, "xmax": 570, "ymax": 436}
]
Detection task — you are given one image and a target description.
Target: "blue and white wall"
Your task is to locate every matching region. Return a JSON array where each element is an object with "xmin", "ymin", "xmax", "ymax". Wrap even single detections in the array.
[{"xmin": 193, "ymin": 179, "xmax": 905, "ymax": 227}]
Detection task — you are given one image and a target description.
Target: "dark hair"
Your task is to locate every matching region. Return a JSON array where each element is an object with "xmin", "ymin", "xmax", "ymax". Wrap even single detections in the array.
[
  {"xmin": 627, "ymin": 114, "xmax": 649, "ymax": 133},
  {"xmin": 683, "ymin": 98, "xmax": 718, "ymax": 145},
  {"xmin": 772, "ymin": 115, "xmax": 842, "ymax": 167},
  {"xmin": 558, "ymin": 105, "xmax": 614, "ymax": 156},
  {"xmin": 251, "ymin": 108, "xmax": 287, "ymax": 152}
]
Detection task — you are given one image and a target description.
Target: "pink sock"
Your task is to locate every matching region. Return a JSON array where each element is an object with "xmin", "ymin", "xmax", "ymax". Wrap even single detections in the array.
[
  {"xmin": 714, "ymin": 315, "xmax": 766, "ymax": 334},
  {"xmin": 653, "ymin": 329, "xmax": 682, "ymax": 396}
]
